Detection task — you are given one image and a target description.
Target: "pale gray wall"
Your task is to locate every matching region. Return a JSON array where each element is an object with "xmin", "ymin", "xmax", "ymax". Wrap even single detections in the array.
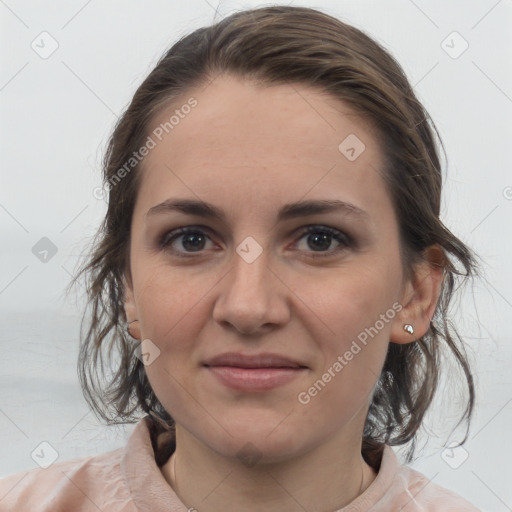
[{"xmin": 1, "ymin": 1, "xmax": 511, "ymax": 510}]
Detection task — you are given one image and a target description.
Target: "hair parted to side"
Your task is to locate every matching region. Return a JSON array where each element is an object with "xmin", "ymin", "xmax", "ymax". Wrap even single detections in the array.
[{"xmin": 67, "ymin": 5, "xmax": 479, "ymax": 469}]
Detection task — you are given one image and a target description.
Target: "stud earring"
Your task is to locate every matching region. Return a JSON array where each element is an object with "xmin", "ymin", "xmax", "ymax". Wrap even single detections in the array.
[{"xmin": 403, "ymin": 324, "xmax": 414, "ymax": 335}]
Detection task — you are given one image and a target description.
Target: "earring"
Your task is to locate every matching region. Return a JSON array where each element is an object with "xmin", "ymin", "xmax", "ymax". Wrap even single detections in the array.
[
  {"xmin": 124, "ymin": 319, "xmax": 140, "ymax": 343},
  {"xmin": 403, "ymin": 324, "xmax": 414, "ymax": 335}
]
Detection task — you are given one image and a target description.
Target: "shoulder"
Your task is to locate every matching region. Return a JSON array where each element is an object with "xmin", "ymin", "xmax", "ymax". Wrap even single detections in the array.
[
  {"xmin": 392, "ymin": 457, "xmax": 481, "ymax": 511},
  {"xmin": 354, "ymin": 445, "xmax": 481, "ymax": 512},
  {"xmin": 0, "ymin": 446, "xmax": 135, "ymax": 512}
]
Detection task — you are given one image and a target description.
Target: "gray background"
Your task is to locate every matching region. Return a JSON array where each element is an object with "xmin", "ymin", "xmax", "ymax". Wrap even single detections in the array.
[{"xmin": 1, "ymin": 1, "xmax": 511, "ymax": 510}]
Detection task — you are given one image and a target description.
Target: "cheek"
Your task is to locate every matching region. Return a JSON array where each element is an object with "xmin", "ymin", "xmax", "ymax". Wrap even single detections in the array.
[
  {"xmin": 136, "ymin": 272, "xmax": 210, "ymax": 420},
  {"xmin": 132, "ymin": 269, "xmax": 211, "ymax": 406},
  {"xmin": 297, "ymin": 292, "xmax": 392, "ymax": 429},
  {"xmin": 135, "ymin": 263, "xmax": 210, "ymax": 338},
  {"xmin": 309, "ymin": 262, "xmax": 400, "ymax": 345},
  {"xmin": 301, "ymin": 259, "xmax": 400, "ymax": 396}
]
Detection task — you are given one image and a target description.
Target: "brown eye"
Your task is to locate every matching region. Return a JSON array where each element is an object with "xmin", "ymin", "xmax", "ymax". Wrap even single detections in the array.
[
  {"xmin": 159, "ymin": 227, "xmax": 214, "ymax": 256},
  {"xmin": 294, "ymin": 226, "xmax": 353, "ymax": 258}
]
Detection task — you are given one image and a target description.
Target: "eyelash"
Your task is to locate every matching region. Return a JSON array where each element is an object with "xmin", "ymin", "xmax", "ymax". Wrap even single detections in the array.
[{"xmin": 158, "ymin": 225, "xmax": 353, "ymax": 259}]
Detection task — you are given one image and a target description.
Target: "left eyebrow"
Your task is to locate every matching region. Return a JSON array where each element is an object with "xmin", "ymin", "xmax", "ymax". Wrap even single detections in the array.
[{"xmin": 145, "ymin": 198, "xmax": 370, "ymax": 224}]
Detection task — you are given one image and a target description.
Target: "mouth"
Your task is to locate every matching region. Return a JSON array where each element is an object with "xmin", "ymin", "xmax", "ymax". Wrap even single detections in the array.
[{"xmin": 202, "ymin": 352, "xmax": 308, "ymax": 392}]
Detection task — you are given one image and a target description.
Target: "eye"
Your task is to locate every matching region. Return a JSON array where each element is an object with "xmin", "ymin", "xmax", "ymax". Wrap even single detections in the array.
[
  {"xmin": 158, "ymin": 225, "xmax": 353, "ymax": 258},
  {"xmin": 293, "ymin": 225, "xmax": 352, "ymax": 258},
  {"xmin": 158, "ymin": 226, "xmax": 216, "ymax": 257}
]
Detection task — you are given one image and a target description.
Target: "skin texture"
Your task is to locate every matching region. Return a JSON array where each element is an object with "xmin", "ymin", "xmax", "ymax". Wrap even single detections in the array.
[{"xmin": 123, "ymin": 74, "xmax": 444, "ymax": 511}]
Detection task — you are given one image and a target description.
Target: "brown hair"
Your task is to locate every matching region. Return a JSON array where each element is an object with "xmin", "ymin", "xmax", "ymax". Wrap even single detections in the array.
[{"xmin": 67, "ymin": 5, "xmax": 479, "ymax": 469}]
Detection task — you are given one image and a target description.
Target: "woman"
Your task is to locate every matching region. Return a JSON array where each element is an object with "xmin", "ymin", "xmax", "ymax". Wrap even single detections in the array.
[{"xmin": 0, "ymin": 5, "xmax": 481, "ymax": 511}]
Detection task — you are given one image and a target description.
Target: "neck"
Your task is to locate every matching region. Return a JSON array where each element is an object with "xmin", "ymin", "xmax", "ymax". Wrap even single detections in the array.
[{"xmin": 160, "ymin": 427, "xmax": 377, "ymax": 512}]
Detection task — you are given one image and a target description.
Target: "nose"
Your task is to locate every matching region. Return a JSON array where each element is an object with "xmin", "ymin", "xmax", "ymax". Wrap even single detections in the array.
[{"xmin": 211, "ymin": 246, "xmax": 290, "ymax": 336}]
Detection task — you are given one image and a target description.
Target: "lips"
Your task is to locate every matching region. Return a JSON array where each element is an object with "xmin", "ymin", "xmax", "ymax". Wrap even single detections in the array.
[
  {"xmin": 203, "ymin": 352, "xmax": 307, "ymax": 369},
  {"xmin": 203, "ymin": 352, "xmax": 308, "ymax": 392}
]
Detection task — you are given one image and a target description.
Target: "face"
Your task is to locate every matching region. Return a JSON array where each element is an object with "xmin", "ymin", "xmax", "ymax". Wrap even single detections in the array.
[{"xmin": 125, "ymin": 74, "xmax": 408, "ymax": 463}]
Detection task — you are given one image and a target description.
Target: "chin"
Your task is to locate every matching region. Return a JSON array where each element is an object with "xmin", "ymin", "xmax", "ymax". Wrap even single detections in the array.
[{"xmin": 204, "ymin": 420, "xmax": 312, "ymax": 466}]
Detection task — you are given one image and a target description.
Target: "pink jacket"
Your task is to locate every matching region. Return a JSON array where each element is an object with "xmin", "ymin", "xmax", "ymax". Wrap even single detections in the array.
[{"xmin": 0, "ymin": 416, "xmax": 480, "ymax": 511}]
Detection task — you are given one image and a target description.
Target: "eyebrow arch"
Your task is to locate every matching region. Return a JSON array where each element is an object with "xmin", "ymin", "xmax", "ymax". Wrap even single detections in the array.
[{"xmin": 146, "ymin": 198, "xmax": 370, "ymax": 223}]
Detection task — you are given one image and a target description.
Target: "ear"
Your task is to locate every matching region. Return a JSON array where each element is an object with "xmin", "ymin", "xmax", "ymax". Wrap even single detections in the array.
[
  {"xmin": 122, "ymin": 274, "xmax": 141, "ymax": 340},
  {"xmin": 390, "ymin": 245, "xmax": 445, "ymax": 344}
]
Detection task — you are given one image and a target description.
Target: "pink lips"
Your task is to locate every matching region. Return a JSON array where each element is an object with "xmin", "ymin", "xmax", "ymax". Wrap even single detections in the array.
[{"xmin": 203, "ymin": 352, "xmax": 308, "ymax": 392}]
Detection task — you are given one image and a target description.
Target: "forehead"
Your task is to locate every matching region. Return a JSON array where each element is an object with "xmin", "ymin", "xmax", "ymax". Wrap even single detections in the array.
[{"xmin": 134, "ymin": 74, "xmax": 390, "ymax": 224}]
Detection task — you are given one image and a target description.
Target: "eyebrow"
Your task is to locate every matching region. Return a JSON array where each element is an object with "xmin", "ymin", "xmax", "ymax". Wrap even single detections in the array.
[{"xmin": 146, "ymin": 198, "xmax": 370, "ymax": 224}]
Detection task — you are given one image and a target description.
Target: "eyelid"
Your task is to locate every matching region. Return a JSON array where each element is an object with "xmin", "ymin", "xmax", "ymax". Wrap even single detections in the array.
[
  {"xmin": 158, "ymin": 223, "xmax": 355, "ymax": 258},
  {"xmin": 158, "ymin": 225, "xmax": 217, "ymax": 250}
]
